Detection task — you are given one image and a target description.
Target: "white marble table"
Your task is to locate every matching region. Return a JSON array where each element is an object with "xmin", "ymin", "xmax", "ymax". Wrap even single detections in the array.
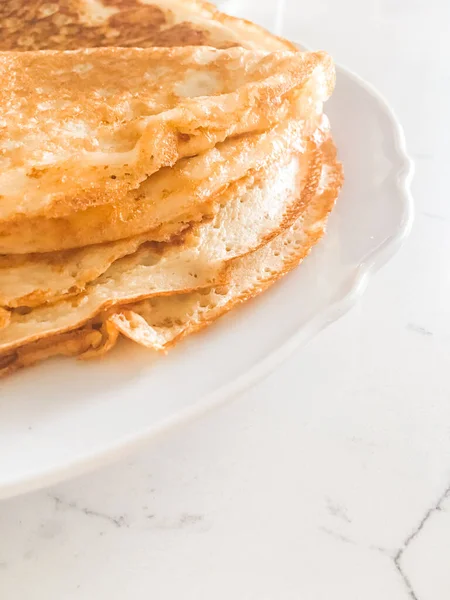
[{"xmin": 0, "ymin": 2, "xmax": 447, "ymax": 598}]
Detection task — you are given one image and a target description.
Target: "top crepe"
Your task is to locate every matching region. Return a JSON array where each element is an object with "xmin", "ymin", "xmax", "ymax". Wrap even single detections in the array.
[
  {"xmin": 0, "ymin": 0, "xmax": 297, "ymax": 53},
  {"xmin": 0, "ymin": 46, "xmax": 332, "ymax": 222}
]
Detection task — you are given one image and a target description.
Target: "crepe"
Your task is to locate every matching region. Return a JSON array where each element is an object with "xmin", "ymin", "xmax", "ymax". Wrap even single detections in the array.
[
  {"xmin": 0, "ymin": 115, "xmax": 331, "ymax": 254},
  {"xmin": 0, "ymin": 143, "xmax": 321, "ymax": 351},
  {"xmin": 0, "ymin": 0, "xmax": 296, "ymax": 52},
  {"xmin": 0, "ymin": 326, "xmax": 111, "ymax": 379},
  {"xmin": 0, "ymin": 143, "xmax": 322, "ymax": 310},
  {"xmin": 0, "ymin": 46, "xmax": 332, "ymax": 223},
  {"xmin": 107, "ymin": 137, "xmax": 343, "ymax": 351},
  {"xmin": 0, "ymin": 138, "xmax": 342, "ymax": 378}
]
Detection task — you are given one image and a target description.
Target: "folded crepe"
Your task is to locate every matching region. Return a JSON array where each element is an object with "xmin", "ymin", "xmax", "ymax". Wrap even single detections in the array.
[
  {"xmin": 0, "ymin": 137, "xmax": 343, "ymax": 377},
  {"xmin": 0, "ymin": 46, "xmax": 333, "ymax": 223},
  {"xmin": 0, "ymin": 144, "xmax": 321, "ymax": 310},
  {"xmin": 0, "ymin": 116, "xmax": 331, "ymax": 254},
  {"xmin": 109, "ymin": 138, "xmax": 342, "ymax": 351},
  {"xmin": 0, "ymin": 108, "xmax": 328, "ymax": 309},
  {"xmin": 0, "ymin": 138, "xmax": 324, "ymax": 351}
]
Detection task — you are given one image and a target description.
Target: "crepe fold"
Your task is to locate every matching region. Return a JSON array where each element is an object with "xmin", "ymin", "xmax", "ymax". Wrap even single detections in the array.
[
  {"xmin": 0, "ymin": 137, "xmax": 343, "ymax": 377},
  {"xmin": 0, "ymin": 116, "xmax": 331, "ymax": 254}
]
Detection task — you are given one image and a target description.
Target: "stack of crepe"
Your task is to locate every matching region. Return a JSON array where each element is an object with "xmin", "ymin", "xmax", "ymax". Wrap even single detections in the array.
[{"xmin": 0, "ymin": 0, "xmax": 343, "ymax": 377}]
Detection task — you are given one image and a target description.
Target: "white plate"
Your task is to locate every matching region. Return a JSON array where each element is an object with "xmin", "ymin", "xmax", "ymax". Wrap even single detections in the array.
[{"xmin": 0, "ymin": 64, "xmax": 414, "ymax": 500}]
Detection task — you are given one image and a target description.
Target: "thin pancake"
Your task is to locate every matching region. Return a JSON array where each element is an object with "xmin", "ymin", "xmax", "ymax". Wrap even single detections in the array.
[
  {"xmin": 107, "ymin": 138, "xmax": 343, "ymax": 351},
  {"xmin": 0, "ymin": 116, "xmax": 331, "ymax": 254},
  {"xmin": 0, "ymin": 138, "xmax": 342, "ymax": 378},
  {"xmin": 0, "ymin": 0, "xmax": 296, "ymax": 52},
  {"xmin": 0, "ymin": 145, "xmax": 321, "ymax": 309},
  {"xmin": 0, "ymin": 47, "xmax": 332, "ymax": 222},
  {"xmin": 0, "ymin": 146, "xmax": 318, "ymax": 352}
]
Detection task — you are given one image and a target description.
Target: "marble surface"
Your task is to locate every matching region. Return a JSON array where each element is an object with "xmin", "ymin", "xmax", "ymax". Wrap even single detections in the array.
[{"xmin": 0, "ymin": 1, "xmax": 447, "ymax": 598}]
